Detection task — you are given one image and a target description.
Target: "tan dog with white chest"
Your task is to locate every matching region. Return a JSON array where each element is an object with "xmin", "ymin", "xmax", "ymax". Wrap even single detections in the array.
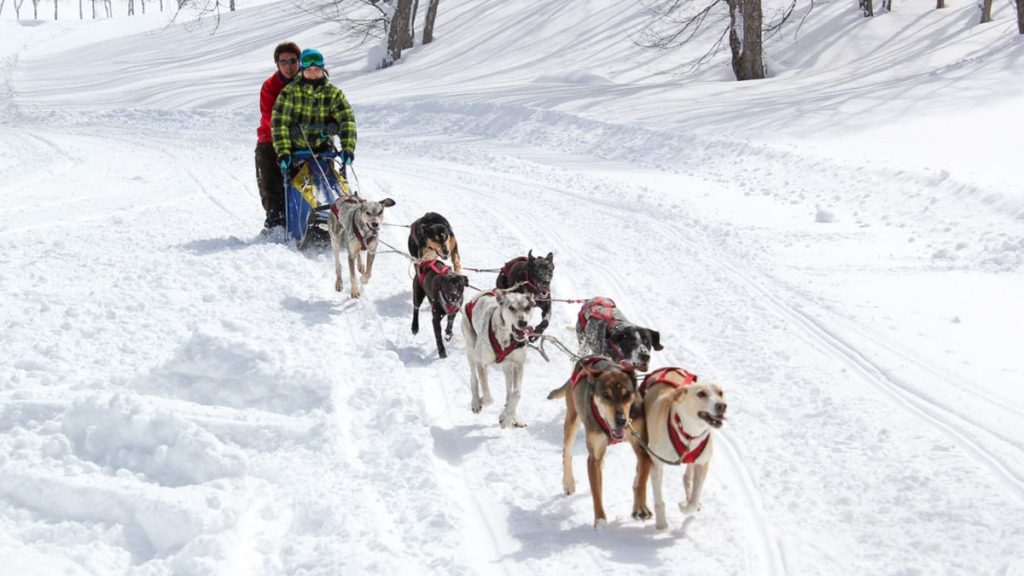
[
  {"xmin": 328, "ymin": 195, "xmax": 396, "ymax": 299},
  {"xmin": 640, "ymin": 367, "xmax": 727, "ymax": 530}
]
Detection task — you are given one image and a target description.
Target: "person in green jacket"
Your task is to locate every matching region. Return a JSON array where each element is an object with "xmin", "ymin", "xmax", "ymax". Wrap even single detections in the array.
[{"xmin": 271, "ymin": 48, "xmax": 357, "ymax": 175}]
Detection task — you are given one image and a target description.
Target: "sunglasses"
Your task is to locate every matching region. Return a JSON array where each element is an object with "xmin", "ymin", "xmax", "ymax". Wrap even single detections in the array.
[
  {"xmin": 300, "ymin": 53, "xmax": 324, "ymax": 68},
  {"xmin": 277, "ymin": 57, "xmax": 298, "ymax": 65}
]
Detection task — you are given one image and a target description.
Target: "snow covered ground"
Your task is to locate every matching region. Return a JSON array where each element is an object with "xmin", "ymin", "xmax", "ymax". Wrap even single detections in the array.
[{"xmin": 1, "ymin": 0, "xmax": 1023, "ymax": 574}]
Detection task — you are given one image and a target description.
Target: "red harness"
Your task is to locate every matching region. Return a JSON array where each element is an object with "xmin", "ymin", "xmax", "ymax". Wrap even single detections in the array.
[
  {"xmin": 578, "ymin": 297, "xmax": 627, "ymax": 362},
  {"xmin": 571, "ymin": 356, "xmax": 630, "ymax": 445},
  {"xmin": 641, "ymin": 368, "xmax": 709, "ymax": 463},
  {"xmin": 330, "ymin": 197, "xmax": 374, "ymax": 250},
  {"xmin": 417, "ymin": 260, "xmax": 460, "ymax": 315},
  {"xmin": 465, "ymin": 292, "xmax": 524, "ymax": 364}
]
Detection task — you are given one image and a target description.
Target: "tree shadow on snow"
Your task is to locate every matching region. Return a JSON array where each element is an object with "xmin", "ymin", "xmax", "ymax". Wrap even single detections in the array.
[{"xmin": 429, "ymin": 424, "xmax": 495, "ymax": 465}]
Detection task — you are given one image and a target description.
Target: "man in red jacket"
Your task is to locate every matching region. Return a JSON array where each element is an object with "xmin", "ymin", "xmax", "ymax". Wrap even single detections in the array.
[{"xmin": 256, "ymin": 42, "xmax": 300, "ymax": 231}]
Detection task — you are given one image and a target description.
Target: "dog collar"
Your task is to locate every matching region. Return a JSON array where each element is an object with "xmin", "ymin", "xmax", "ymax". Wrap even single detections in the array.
[{"xmin": 488, "ymin": 316, "xmax": 525, "ymax": 364}]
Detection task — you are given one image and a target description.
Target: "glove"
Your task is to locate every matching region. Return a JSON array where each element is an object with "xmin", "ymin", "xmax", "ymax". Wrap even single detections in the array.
[
  {"xmin": 341, "ymin": 150, "xmax": 354, "ymax": 165},
  {"xmin": 279, "ymin": 154, "xmax": 292, "ymax": 172}
]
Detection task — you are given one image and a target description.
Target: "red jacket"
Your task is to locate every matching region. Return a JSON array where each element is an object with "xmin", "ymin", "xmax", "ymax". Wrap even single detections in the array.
[{"xmin": 257, "ymin": 72, "xmax": 290, "ymax": 143}]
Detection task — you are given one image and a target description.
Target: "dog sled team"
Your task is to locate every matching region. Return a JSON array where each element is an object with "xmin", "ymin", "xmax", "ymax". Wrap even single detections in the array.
[{"xmin": 255, "ymin": 42, "xmax": 730, "ymax": 532}]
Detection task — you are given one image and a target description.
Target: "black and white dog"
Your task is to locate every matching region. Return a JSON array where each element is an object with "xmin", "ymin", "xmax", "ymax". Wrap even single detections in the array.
[
  {"xmin": 412, "ymin": 259, "xmax": 468, "ymax": 359},
  {"xmin": 495, "ymin": 250, "xmax": 554, "ymax": 337},
  {"xmin": 576, "ymin": 297, "xmax": 663, "ymax": 372}
]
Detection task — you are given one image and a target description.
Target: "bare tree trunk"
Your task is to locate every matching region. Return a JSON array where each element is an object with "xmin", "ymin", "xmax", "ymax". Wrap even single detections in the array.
[
  {"xmin": 408, "ymin": 0, "xmax": 419, "ymax": 46},
  {"xmin": 229, "ymin": 0, "xmax": 234, "ymax": 10},
  {"xmin": 32, "ymin": 0, "xmax": 38, "ymax": 19},
  {"xmin": 91, "ymin": 0, "xmax": 94, "ymax": 17},
  {"xmin": 860, "ymin": 0, "xmax": 873, "ymax": 17},
  {"xmin": 980, "ymin": 0, "xmax": 993, "ymax": 23},
  {"xmin": 882, "ymin": 0, "xmax": 892, "ymax": 11},
  {"xmin": 128, "ymin": 0, "xmax": 133, "ymax": 14},
  {"xmin": 727, "ymin": 0, "xmax": 764, "ymax": 80},
  {"xmin": 382, "ymin": 0, "xmax": 414, "ymax": 67},
  {"xmin": 0, "ymin": 0, "xmax": 6, "ymax": 18},
  {"xmin": 936, "ymin": 0, "xmax": 944, "ymax": 7},
  {"xmin": 54, "ymin": 0, "xmax": 57, "ymax": 18},
  {"xmin": 1018, "ymin": 0, "xmax": 1024, "ymax": 33},
  {"xmin": 423, "ymin": 0, "xmax": 440, "ymax": 44},
  {"xmin": 141, "ymin": 0, "xmax": 145, "ymax": 13}
]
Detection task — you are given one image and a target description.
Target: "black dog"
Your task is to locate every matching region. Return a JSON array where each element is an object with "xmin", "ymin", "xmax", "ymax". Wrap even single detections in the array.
[
  {"xmin": 412, "ymin": 259, "xmax": 468, "ymax": 358},
  {"xmin": 576, "ymin": 297, "xmax": 663, "ymax": 372},
  {"xmin": 408, "ymin": 212, "xmax": 461, "ymax": 273},
  {"xmin": 496, "ymin": 250, "xmax": 554, "ymax": 337}
]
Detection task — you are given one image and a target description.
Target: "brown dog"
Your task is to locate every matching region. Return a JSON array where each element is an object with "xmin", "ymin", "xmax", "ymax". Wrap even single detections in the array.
[
  {"xmin": 408, "ymin": 212, "xmax": 461, "ymax": 273},
  {"xmin": 547, "ymin": 355, "xmax": 652, "ymax": 528},
  {"xmin": 640, "ymin": 367, "xmax": 727, "ymax": 530}
]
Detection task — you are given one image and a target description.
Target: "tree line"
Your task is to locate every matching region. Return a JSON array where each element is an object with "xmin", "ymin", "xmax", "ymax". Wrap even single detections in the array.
[{"xmin": 4, "ymin": 0, "xmax": 1022, "ymax": 81}]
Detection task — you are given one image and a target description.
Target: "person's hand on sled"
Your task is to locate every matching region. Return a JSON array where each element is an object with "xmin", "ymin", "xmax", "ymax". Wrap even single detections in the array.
[
  {"xmin": 278, "ymin": 154, "xmax": 292, "ymax": 172},
  {"xmin": 341, "ymin": 150, "xmax": 354, "ymax": 165}
]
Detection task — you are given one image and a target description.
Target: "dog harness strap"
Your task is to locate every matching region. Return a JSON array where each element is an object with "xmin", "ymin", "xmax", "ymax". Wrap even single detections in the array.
[
  {"xmin": 639, "ymin": 367, "xmax": 697, "ymax": 397},
  {"xmin": 488, "ymin": 320, "xmax": 523, "ymax": 364},
  {"xmin": 590, "ymin": 397, "xmax": 622, "ymax": 445},
  {"xmin": 465, "ymin": 290, "xmax": 496, "ymax": 324},
  {"xmin": 351, "ymin": 213, "xmax": 369, "ymax": 250},
  {"xmin": 416, "ymin": 259, "xmax": 451, "ymax": 287},
  {"xmin": 668, "ymin": 414, "xmax": 710, "ymax": 463}
]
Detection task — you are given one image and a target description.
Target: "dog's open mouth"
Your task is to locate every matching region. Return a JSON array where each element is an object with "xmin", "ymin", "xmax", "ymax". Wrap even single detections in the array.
[
  {"xmin": 512, "ymin": 326, "xmax": 533, "ymax": 342},
  {"xmin": 610, "ymin": 427, "xmax": 626, "ymax": 442},
  {"xmin": 698, "ymin": 411, "xmax": 726, "ymax": 428}
]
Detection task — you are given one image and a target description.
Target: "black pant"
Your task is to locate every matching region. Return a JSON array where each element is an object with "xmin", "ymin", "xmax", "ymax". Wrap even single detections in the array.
[{"xmin": 255, "ymin": 142, "xmax": 285, "ymax": 224}]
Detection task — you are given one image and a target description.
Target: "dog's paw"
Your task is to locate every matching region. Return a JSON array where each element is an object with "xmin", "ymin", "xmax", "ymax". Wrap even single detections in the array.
[
  {"xmin": 655, "ymin": 519, "xmax": 669, "ymax": 530},
  {"xmin": 499, "ymin": 413, "xmax": 526, "ymax": 429},
  {"xmin": 438, "ymin": 349, "xmax": 447, "ymax": 359},
  {"xmin": 593, "ymin": 518, "xmax": 608, "ymax": 530},
  {"xmin": 482, "ymin": 394, "xmax": 494, "ymax": 407},
  {"xmin": 360, "ymin": 274, "xmax": 371, "ymax": 285},
  {"xmin": 632, "ymin": 505, "xmax": 653, "ymax": 521},
  {"xmin": 471, "ymin": 398, "xmax": 483, "ymax": 414},
  {"xmin": 655, "ymin": 503, "xmax": 668, "ymax": 530},
  {"xmin": 350, "ymin": 288, "xmax": 361, "ymax": 299},
  {"xmin": 335, "ymin": 278, "xmax": 343, "ymax": 292},
  {"xmin": 563, "ymin": 478, "xmax": 575, "ymax": 495},
  {"xmin": 679, "ymin": 501, "xmax": 701, "ymax": 515},
  {"xmin": 444, "ymin": 330, "xmax": 453, "ymax": 342}
]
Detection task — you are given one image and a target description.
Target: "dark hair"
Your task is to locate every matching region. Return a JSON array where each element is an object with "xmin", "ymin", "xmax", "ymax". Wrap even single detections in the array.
[{"xmin": 273, "ymin": 42, "xmax": 301, "ymax": 63}]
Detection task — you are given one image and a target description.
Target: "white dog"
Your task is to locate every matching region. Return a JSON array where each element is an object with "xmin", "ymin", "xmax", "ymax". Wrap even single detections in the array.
[
  {"xmin": 328, "ymin": 196, "xmax": 396, "ymax": 299},
  {"xmin": 461, "ymin": 289, "xmax": 536, "ymax": 428},
  {"xmin": 640, "ymin": 367, "xmax": 727, "ymax": 530}
]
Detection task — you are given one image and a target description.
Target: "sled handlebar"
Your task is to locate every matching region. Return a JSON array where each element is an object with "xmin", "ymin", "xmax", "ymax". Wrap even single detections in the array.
[{"xmin": 293, "ymin": 150, "xmax": 342, "ymax": 160}]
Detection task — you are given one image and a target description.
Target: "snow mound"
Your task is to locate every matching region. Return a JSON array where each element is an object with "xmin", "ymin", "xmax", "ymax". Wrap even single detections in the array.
[
  {"xmin": 137, "ymin": 323, "xmax": 332, "ymax": 416},
  {"xmin": 61, "ymin": 394, "xmax": 248, "ymax": 487}
]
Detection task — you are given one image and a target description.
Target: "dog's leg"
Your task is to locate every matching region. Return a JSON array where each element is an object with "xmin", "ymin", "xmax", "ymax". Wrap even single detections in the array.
[
  {"xmin": 536, "ymin": 300, "xmax": 551, "ymax": 335},
  {"xmin": 451, "ymin": 241, "xmax": 462, "ymax": 274},
  {"xmin": 651, "ymin": 462, "xmax": 668, "ymax": 530},
  {"xmin": 330, "ymin": 221, "xmax": 344, "ymax": 293},
  {"xmin": 412, "ymin": 280, "xmax": 424, "ymax": 335},
  {"xmin": 444, "ymin": 312, "xmax": 456, "ymax": 342},
  {"xmin": 561, "ymin": 388, "xmax": 580, "ymax": 495},
  {"xmin": 498, "ymin": 362, "xmax": 525, "ymax": 428},
  {"xmin": 347, "ymin": 241, "xmax": 361, "ymax": 299},
  {"xmin": 361, "ymin": 246, "xmax": 375, "ymax": 285},
  {"xmin": 631, "ymin": 443, "xmax": 653, "ymax": 520},
  {"xmin": 586, "ymin": 435, "xmax": 609, "ymax": 528},
  {"xmin": 680, "ymin": 462, "xmax": 708, "ymax": 516},
  {"xmin": 431, "ymin": 302, "xmax": 447, "ymax": 358}
]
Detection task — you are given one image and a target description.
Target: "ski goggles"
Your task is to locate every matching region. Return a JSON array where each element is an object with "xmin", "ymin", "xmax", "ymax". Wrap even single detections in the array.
[{"xmin": 300, "ymin": 52, "xmax": 325, "ymax": 68}]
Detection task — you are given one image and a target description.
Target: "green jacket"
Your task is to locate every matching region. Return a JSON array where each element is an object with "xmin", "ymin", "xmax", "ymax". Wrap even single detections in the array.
[{"xmin": 271, "ymin": 76, "xmax": 356, "ymax": 157}]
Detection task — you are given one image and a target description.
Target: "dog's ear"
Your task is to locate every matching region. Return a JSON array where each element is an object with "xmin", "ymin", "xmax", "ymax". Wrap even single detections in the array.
[
  {"xmin": 494, "ymin": 289, "xmax": 505, "ymax": 303},
  {"xmin": 458, "ymin": 275, "xmax": 469, "ymax": 287},
  {"xmin": 649, "ymin": 329, "xmax": 664, "ymax": 351},
  {"xmin": 528, "ymin": 249, "xmax": 534, "ymax": 261},
  {"xmin": 670, "ymin": 387, "xmax": 689, "ymax": 403},
  {"xmin": 546, "ymin": 251, "xmax": 553, "ymax": 262},
  {"xmin": 381, "ymin": 198, "xmax": 396, "ymax": 208}
]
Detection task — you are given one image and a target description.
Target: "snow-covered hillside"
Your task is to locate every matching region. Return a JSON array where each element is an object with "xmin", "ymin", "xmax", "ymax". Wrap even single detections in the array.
[{"xmin": 2, "ymin": 1, "xmax": 1022, "ymax": 574}]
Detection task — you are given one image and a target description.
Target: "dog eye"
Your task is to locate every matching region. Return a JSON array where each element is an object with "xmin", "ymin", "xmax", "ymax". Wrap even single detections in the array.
[{"xmin": 697, "ymin": 391, "xmax": 707, "ymax": 398}]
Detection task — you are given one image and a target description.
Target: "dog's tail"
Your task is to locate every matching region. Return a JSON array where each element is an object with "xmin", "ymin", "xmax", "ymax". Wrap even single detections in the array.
[{"xmin": 547, "ymin": 380, "xmax": 570, "ymax": 400}]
